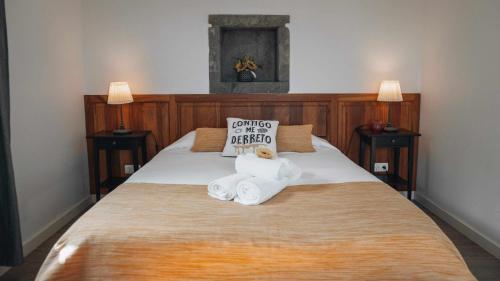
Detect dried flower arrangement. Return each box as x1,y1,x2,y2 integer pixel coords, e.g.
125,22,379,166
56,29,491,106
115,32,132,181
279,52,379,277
233,56,259,73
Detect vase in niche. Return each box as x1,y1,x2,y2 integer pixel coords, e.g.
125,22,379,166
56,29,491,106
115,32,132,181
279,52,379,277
237,70,256,82
234,56,259,82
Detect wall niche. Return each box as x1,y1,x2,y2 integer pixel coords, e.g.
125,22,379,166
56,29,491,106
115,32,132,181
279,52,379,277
209,15,289,93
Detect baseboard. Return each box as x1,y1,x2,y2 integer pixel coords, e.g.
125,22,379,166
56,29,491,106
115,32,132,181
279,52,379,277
0,267,9,276
22,196,91,256
416,194,500,259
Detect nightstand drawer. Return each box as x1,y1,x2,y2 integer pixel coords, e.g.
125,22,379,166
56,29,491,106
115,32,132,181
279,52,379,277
376,136,409,147
95,138,139,149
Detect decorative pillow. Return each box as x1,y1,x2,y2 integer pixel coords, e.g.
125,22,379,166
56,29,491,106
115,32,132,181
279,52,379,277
222,118,279,157
191,128,228,152
276,125,316,152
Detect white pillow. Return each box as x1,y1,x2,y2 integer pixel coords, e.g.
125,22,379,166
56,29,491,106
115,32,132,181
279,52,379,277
164,131,196,151
222,118,279,157
311,135,340,151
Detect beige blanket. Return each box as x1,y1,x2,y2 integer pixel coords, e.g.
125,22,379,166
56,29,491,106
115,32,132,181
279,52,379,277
36,182,476,280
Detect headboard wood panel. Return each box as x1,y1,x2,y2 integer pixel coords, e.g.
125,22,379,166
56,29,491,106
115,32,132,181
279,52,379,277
176,101,330,139
84,93,420,194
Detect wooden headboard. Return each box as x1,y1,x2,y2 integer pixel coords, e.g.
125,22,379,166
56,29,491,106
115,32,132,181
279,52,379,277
85,93,420,193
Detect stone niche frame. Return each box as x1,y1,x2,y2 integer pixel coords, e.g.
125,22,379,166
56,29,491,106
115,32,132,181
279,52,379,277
209,15,290,93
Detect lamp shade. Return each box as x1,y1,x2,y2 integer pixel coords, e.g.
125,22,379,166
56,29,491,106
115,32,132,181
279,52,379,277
107,82,133,105
377,80,403,102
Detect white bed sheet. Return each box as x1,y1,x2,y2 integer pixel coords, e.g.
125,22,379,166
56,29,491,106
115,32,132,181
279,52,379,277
126,132,379,185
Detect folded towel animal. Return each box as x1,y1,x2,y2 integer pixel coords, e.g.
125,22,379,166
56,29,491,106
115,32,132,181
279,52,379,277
235,177,287,205
208,173,250,201
235,153,302,182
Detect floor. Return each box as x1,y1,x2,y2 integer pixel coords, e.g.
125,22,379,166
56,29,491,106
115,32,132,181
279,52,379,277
419,206,500,281
1,205,499,281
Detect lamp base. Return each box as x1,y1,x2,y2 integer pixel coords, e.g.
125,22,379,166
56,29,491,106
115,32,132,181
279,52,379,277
113,128,132,135
383,124,399,132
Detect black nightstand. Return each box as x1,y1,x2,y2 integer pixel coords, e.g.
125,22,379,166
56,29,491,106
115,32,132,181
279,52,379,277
87,131,151,201
356,128,421,200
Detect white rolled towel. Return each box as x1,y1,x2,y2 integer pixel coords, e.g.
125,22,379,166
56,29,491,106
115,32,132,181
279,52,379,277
235,177,287,205
235,153,302,182
208,173,250,201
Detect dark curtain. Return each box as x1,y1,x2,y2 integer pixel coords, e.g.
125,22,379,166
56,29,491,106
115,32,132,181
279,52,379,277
0,0,23,266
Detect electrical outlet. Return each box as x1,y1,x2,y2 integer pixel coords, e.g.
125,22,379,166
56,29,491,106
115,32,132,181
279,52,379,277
124,165,135,175
124,164,142,174
374,163,388,172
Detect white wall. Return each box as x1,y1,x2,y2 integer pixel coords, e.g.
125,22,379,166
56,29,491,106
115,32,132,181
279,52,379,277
418,0,500,247
6,0,89,245
82,0,423,94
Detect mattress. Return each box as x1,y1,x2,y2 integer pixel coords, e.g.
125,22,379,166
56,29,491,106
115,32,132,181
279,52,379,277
35,133,476,280
126,133,379,185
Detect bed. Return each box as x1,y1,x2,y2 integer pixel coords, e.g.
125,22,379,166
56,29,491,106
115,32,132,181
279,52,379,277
36,132,476,280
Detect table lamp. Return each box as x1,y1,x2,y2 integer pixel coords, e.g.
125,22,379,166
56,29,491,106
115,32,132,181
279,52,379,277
107,82,133,135
377,80,403,132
